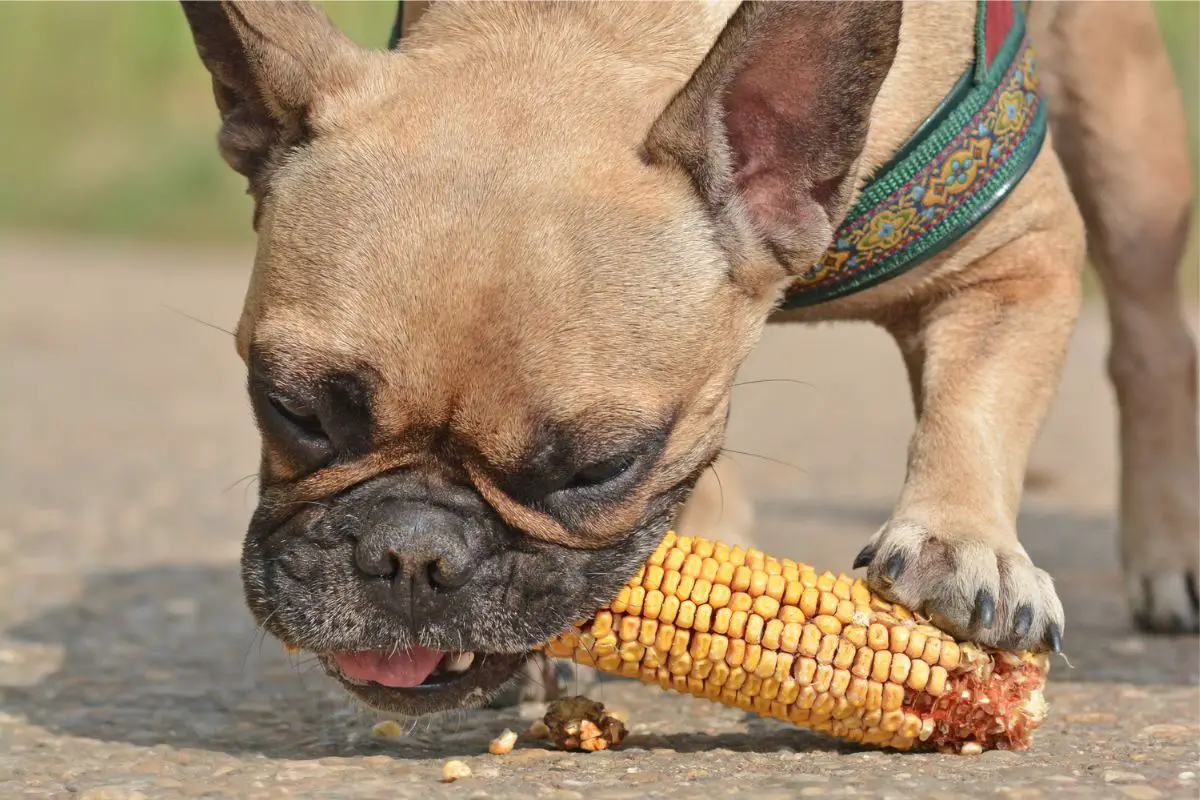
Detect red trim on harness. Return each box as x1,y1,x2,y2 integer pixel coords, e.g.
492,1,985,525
984,0,1016,69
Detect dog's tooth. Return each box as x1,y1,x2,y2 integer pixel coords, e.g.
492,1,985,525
444,652,475,673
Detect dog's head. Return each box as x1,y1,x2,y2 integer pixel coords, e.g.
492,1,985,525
181,0,898,714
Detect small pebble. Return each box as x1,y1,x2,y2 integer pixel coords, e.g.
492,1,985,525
1104,771,1147,783
1179,772,1195,781
442,760,473,783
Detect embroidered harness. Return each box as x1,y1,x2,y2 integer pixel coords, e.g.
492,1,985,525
782,0,1044,308
387,0,1045,309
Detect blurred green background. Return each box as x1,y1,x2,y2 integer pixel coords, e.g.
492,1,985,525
0,0,1197,277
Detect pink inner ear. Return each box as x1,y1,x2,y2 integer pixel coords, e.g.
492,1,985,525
725,75,831,245
721,21,834,235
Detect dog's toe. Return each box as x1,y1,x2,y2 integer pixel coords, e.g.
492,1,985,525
1128,571,1200,634
857,521,1065,652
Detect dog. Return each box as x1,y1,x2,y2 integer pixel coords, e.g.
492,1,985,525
178,0,1197,716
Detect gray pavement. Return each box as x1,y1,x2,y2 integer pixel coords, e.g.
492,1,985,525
2,236,1197,799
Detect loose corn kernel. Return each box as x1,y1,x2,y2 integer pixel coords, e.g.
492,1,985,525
488,729,518,755
541,532,1052,753
441,760,472,782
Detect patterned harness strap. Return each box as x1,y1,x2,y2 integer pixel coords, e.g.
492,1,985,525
781,0,1046,308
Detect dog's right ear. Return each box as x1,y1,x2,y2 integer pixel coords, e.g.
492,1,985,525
644,1,901,298
179,1,361,205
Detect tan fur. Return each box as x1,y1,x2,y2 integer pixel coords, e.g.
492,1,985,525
184,0,1198,656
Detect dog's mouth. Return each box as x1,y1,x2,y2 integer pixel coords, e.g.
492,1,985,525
314,646,528,712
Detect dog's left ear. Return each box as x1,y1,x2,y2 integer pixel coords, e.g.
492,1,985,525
646,1,901,291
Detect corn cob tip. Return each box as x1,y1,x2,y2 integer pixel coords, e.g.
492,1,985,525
539,531,1051,753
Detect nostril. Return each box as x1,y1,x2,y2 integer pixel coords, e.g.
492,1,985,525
428,558,472,591
355,543,401,580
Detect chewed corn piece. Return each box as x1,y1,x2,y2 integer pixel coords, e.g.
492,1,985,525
488,728,519,754
539,531,1052,753
543,696,629,752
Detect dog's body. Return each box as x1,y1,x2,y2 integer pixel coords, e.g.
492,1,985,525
179,0,1197,715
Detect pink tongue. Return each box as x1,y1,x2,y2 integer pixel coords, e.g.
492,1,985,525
333,647,444,688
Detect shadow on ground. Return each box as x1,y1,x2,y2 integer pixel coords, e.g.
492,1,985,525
3,505,1195,760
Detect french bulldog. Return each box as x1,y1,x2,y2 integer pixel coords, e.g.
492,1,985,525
178,0,1197,716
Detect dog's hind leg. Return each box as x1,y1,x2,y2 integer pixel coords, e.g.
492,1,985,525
1035,2,1199,632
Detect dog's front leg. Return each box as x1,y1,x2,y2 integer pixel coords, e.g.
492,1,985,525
857,229,1082,652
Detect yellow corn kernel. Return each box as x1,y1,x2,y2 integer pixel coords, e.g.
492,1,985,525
890,624,910,654
800,587,820,617
660,595,681,625
905,629,928,660
763,618,784,650
746,614,765,645
889,652,912,684
743,644,762,673
732,565,752,592
871,650,892,682
755,650,778,680
781,621,804,654
753,594,781,620
850,648,874,680
907,658,930,692
676,600,697,630
833,640,857,670
779,605,806,624
708,634,729,662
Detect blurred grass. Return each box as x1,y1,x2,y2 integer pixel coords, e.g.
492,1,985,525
0,0,1196,291
0,1,395,245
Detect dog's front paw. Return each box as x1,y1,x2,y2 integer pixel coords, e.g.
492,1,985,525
854,521,1064,652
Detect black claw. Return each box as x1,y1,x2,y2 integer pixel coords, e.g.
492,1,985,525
1012,604,1034,637
1186,571,1199,613
884,552,905,583
1046,622,1063,653
853,544,877,570
973,588,996,629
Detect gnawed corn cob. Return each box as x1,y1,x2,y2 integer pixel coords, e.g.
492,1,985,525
541,531,1050,753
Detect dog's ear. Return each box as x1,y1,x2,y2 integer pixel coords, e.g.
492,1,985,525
645,1,901,291
179,1,361,203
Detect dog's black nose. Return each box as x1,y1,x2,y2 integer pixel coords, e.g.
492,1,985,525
355,500,477,593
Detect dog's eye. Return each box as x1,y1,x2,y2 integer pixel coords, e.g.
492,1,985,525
268,394,325,436
566,455,635,490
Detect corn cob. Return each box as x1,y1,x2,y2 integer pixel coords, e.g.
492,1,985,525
541,531,1050,753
